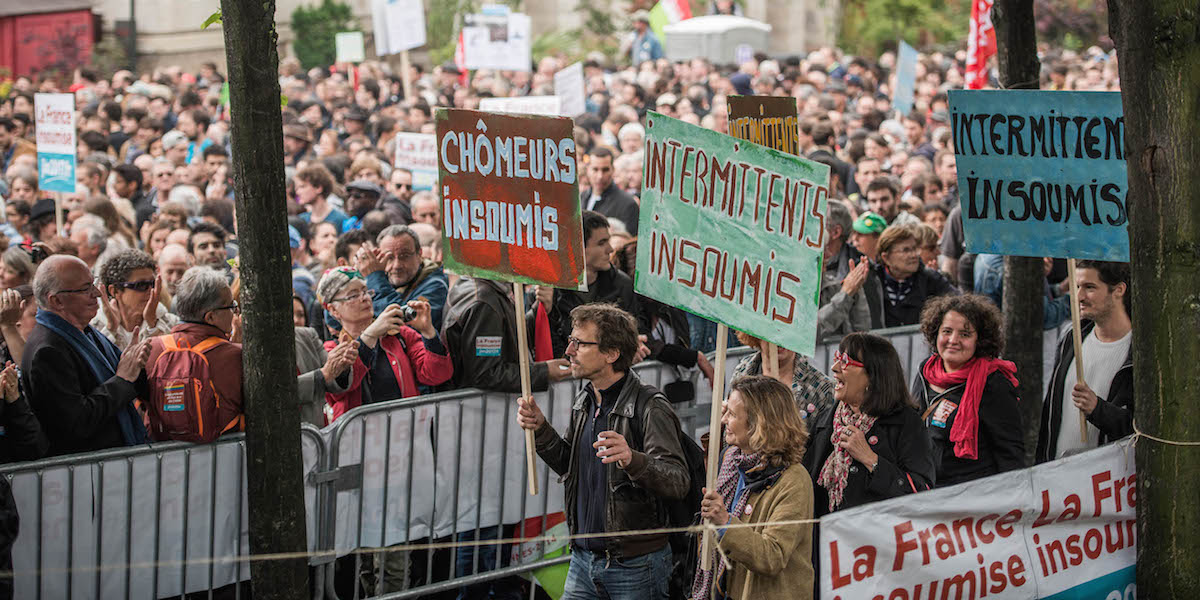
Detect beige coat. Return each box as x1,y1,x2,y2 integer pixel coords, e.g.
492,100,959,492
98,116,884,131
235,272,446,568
719,462,815,600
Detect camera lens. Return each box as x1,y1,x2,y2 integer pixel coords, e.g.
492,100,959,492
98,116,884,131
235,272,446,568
400,305,417,322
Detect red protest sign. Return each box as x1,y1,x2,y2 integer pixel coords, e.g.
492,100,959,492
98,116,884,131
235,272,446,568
436,108,585,290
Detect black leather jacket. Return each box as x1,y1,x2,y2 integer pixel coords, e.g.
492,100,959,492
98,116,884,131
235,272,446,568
533,371,689,558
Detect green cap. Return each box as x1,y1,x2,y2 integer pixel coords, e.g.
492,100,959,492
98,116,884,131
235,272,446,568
852,211,887,235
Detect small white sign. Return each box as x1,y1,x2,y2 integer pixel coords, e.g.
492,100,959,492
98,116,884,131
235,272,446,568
372,0,427,56
478,96,562,116
461,12,532,72
393,132,438,191
335,31,366,63
34,93,76,193
554,62,586,117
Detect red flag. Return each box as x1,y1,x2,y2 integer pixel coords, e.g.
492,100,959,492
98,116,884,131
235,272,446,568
966,0,996,89
454,31,469,87
534,302,554,362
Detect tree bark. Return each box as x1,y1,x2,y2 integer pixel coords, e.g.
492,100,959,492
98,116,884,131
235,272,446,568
991,0,1044,461
1107,1,1200,595
219,0,310,597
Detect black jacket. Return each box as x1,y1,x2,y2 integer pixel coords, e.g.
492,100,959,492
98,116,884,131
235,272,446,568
1035,321,1134,463
582,184,640,236
21,324,147,457
803,402,934,517
911,366,1026,486
869,262,958,328
533,371,689,558
442,278,548,393
537,267,643,358
0,390,47,464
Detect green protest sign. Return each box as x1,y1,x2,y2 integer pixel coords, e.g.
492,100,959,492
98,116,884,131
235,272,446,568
634,112,831,356
436,108,585,290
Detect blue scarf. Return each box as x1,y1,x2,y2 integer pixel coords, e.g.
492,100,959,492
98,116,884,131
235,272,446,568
35,309,148,446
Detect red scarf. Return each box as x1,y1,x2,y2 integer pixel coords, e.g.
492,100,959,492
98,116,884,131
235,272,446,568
921,355,1018,460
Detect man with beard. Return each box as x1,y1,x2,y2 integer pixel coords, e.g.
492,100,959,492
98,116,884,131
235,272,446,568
1036,261,1133,463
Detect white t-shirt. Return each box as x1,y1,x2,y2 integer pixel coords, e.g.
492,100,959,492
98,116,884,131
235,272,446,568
1055,329,1131,458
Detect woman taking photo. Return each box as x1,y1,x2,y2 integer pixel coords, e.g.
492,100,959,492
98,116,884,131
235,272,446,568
317,266,453,422
691,375,815,600
913,295,1025,485
806,332,933,515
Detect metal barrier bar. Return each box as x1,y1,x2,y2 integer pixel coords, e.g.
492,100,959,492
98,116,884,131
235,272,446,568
0,321,1070,599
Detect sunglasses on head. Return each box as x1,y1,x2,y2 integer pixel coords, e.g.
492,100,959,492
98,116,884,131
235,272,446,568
118,279,155,292
833,350,865,369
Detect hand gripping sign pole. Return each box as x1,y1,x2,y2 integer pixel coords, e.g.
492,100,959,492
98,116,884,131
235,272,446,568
513,281,539,495
1066,259,1088,443
700,323,728,571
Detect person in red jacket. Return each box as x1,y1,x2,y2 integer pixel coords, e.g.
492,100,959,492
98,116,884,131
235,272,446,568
317,266,452,422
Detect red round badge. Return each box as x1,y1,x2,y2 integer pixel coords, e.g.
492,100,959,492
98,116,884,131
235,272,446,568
868,435,879,445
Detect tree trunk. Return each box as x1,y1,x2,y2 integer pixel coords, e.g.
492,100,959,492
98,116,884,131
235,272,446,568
991,0,1044,461
219,0,310,597
1107,1,1200,595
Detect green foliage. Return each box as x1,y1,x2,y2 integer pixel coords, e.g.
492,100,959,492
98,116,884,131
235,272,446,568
838,0,968,57
202,10,223,30
291,0,355,69
425,0,476,66
1034,0,1111,50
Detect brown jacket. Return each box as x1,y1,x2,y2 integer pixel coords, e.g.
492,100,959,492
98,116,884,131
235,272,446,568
719,462,815,600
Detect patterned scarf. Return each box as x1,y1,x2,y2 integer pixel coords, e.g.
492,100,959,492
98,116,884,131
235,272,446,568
690,447,770,600
882,266,915,306
817,401,877,512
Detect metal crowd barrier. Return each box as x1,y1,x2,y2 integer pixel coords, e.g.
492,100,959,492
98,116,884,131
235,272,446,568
0,323,1070,599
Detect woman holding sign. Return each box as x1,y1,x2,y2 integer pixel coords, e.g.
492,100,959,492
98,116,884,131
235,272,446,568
912,295,1026,485
691,375,814,600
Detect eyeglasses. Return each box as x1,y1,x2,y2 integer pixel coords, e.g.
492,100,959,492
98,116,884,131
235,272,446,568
331,288,375,304
54,283,97,296
210,302,240,315
117,279,155,292
833,350,865,369
567,336,600,349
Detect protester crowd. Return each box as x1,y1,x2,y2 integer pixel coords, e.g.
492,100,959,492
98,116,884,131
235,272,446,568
0,17,1135,599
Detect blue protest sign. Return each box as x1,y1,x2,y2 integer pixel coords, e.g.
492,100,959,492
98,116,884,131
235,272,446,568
947,90,1129,261
892,41,918,115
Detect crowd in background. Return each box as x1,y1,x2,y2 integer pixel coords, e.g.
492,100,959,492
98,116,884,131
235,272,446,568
0,26,1134,599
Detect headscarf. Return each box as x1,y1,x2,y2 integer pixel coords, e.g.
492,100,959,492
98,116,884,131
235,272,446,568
315,266,363,305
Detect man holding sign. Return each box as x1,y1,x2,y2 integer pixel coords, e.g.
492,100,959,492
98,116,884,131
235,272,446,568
517,304,688,600
1036,260,1133,463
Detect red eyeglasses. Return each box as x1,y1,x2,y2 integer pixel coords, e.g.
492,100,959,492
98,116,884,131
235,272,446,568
833,350,865,369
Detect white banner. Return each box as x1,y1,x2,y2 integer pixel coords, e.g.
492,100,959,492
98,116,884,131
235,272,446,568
554,62,586,117
461,11,532,72
820,438,1137,599
478,96,562,117
393,132,437,191
372,0,426,56
34,92,76,193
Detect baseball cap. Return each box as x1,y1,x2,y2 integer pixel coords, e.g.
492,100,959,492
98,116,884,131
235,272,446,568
288,225,302,249
852,211,887,235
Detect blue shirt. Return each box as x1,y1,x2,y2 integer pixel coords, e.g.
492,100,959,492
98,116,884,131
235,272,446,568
300,207,349,235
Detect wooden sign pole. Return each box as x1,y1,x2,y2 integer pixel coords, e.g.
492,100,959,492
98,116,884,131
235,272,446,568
700,323,729,571
512,281,540,496
1066,259,1089,444
400,49,415,102
764,342,779,379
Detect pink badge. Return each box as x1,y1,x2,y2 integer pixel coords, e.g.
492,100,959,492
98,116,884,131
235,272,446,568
744,504,753,516
868,435,879,445
807,403,816,413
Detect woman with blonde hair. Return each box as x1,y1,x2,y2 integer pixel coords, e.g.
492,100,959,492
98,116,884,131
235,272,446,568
691,375,815,600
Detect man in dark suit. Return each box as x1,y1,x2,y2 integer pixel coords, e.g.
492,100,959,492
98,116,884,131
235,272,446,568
22,255,151,457
580,147,640,236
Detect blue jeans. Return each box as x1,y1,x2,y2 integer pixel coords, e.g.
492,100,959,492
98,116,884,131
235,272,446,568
687,313,718,354
455,525,523,600
563,545,672,600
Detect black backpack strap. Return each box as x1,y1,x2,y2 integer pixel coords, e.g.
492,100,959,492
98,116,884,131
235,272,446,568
628,384,666,453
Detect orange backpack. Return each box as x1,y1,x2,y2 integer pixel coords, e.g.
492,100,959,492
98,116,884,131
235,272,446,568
146,334,243,443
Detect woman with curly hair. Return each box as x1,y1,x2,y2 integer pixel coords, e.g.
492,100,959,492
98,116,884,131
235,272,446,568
913,295,1025,485
691,375,815,600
